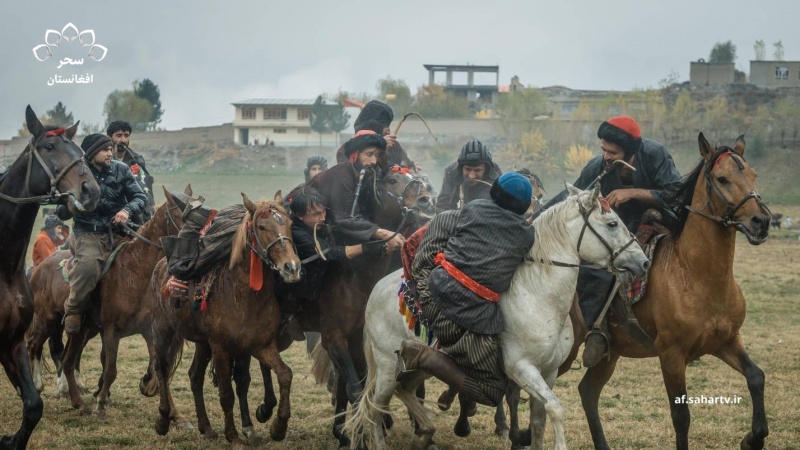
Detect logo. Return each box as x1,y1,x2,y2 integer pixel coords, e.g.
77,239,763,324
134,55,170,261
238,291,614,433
33,23,108,86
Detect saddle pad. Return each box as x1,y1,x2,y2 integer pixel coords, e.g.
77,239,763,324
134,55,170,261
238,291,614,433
401,225,429,283
397,278,436,347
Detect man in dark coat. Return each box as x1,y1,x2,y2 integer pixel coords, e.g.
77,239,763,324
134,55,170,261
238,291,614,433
107,121,155,222
56,133,148,334
541,115,682,367
397,172,535,407
335,100,416,170
310,130,405,252
436,139,503,213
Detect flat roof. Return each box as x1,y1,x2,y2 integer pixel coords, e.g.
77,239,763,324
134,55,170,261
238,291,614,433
423,64,499,72
231,98,336,106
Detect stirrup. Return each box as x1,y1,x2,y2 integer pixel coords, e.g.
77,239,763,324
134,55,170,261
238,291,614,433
583,329,611,363
394,350,421,382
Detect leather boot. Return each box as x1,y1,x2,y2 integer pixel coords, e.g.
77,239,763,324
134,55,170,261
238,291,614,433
178,197,211,239
63,313,82,335
396,339,466,390
582,330,609,368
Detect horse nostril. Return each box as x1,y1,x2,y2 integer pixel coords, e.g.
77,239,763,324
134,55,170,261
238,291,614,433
642,260,651,271
752,215,769,228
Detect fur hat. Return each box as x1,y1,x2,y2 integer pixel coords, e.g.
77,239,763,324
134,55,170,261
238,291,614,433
304,155,329,182
490,173,532,215
81,133,113,160
353,101,394,133
597,116,642,158
44,214,64,230
457,140,493,170
343,131,387,158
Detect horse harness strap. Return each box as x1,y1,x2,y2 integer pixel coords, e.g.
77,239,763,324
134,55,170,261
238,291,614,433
576,200,637,273
119,222,163,250
247,208,295,271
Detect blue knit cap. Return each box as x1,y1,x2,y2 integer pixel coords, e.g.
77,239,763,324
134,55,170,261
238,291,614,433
497,172,532,201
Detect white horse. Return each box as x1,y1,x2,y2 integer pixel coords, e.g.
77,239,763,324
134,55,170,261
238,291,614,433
345,185,650,450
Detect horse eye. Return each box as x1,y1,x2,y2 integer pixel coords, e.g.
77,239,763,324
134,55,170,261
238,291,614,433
608,221,618,228
258,224,267,231
45,143,55,150
716,176,729,185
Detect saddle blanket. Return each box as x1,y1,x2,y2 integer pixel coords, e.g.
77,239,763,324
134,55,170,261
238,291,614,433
619,226,668,305
59,239,131,283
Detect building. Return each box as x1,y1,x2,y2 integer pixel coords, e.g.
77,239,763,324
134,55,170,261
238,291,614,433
749,60,800,87
541,86,645,120
423,64,499,104
231,99,339,146
690,60,735,86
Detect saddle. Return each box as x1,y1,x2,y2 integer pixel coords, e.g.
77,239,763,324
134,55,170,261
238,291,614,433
59,238,132,283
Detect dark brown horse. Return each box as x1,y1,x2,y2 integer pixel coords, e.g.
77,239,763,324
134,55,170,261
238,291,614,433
578,134,771,450
0,106,100,449
27,186,193,418
151,193,301,446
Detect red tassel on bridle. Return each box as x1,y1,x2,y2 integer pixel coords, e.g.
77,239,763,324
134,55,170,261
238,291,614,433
44,127,66,137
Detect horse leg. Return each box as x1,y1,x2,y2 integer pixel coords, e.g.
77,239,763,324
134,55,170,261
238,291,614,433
232,355,260,445
578,354,620,450
78,327,100,396
91,328,119,418
395,381,437,450
506,382,528,450
255,362,278,424
454,392,475,437
494,395,509,438
512,361,567,450
60,329,90,411
26,315,52,394
153,323,187,436
332,374,351,447
188,342,217,439
437,385,457,411
529,395,547,450
139,333,159,398
0,342,43,450
327,342,362,404
715,337,769,450
658,351,692,450
253,346,293,442
209,346,244,446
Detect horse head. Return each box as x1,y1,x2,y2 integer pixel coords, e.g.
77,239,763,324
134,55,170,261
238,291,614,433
697,133,771,244
237,191,301,283
517,168,546,214
381,165,436,224
158,184,194,236
563,184,650,277
18,105,100,213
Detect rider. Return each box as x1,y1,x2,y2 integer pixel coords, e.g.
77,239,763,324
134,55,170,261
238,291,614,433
107,121,155,222
304,155,328,182
397,172,535,407
309,130,405,252
541,115,682,367
56,133,148,334
277,186,386,339
436,139,503,213
335,100,416,170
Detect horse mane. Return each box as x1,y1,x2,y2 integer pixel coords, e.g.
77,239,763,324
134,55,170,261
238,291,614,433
229,200,287,269
529,197,576,273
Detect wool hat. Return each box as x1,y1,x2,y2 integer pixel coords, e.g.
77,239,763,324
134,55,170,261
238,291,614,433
343,131,387,158
44,214,64,230
490,172,532,215
597,116,642,158
353,100,394,133
457,140,493,169
306,155,328,170
81,133,113,160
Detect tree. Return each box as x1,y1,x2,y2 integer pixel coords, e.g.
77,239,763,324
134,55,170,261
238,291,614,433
47,101,74,126
328,100,351,146
670,91,698,142
414,84,471,118
309,95,330,146
495,88,549,141
133,78,164,130
774,40,784,61
709,40,737,63
103,90,153,132
754,39,766,60
376,77,412,116
564,144,594,175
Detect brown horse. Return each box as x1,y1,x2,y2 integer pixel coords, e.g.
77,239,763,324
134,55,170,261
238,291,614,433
578,134,771,450
151,193,301,446
0,106,100,449
26,186,192,417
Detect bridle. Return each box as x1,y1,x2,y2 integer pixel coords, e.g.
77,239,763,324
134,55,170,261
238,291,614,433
247,206,295,271
382,166,432,212
685,147,771,244
0,128,89,206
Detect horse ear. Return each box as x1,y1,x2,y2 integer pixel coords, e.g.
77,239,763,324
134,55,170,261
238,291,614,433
733,134,746,157
274,190,283,203
184,184,192,196
242,192,257,217
565,183,581,197
26,105,43,137
698,132,713,161
65,121,80,140
162,186,175,205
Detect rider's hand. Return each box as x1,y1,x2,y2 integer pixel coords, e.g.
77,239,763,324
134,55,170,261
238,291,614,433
113,209,130,225
384,134,397,150
373,228,392,240
605,189,637,208
385,234,405,253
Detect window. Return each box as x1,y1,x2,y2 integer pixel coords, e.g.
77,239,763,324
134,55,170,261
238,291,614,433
297,109,311,121
775,67,789,80
264,108,287,120
561,104,577,115
274,128,287,134
241,107,256,120
297,128,312,134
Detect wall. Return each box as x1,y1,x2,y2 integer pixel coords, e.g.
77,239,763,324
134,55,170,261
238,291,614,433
690,62,735,86
750,61,800,87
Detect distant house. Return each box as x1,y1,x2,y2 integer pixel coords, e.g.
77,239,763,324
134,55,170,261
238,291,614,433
231,99,339,146
690,60,735,86
749,60,800,87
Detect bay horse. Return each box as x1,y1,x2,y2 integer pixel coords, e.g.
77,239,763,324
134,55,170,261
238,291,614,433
578,133,771,450
26,185,193,417
345,185,650,450
0,105,100,449
150,193,301,446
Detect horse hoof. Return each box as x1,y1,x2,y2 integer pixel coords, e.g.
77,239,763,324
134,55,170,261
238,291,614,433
269,420,288,442
242,426,261,446
514,427,531,447
255,403,274,423
155,419,171,436
174,419,194,430
740,432,765,450
454,420,471,438
436,390,456,411
494,426,509,439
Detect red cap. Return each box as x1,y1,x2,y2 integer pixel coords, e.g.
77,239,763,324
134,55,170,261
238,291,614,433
606,116,641,139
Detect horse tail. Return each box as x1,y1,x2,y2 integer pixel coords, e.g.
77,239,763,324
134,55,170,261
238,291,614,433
342,327,387,449
310,339,332,386
165,337,185,386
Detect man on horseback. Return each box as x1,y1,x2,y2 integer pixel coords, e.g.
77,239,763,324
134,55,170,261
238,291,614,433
309,130,405,252
397,172,535,407
108,121,155,222
436,139,503,213
57,133,148,334
543,115,682,367
304,155,328,182
335,100,416,170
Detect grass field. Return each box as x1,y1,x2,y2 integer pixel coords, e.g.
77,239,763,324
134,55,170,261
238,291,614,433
9,171,800,449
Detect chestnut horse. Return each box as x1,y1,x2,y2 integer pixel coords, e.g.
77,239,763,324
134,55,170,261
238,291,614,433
578,134,771,450
26,186,193,417
150,193,301,446
0,106,100,449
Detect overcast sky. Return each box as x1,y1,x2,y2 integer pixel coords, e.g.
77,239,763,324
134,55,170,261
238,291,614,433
1,0,798,139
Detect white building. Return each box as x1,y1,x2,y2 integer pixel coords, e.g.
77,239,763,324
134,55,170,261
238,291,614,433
231,99,340,146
